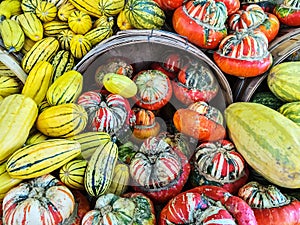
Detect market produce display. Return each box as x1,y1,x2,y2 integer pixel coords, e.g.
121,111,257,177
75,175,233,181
1,0,300,224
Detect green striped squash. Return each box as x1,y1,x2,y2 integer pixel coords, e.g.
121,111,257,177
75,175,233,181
25,128,49,145
43,21,69,37
84,23,113,46
21,37,59,73
105,163,130,196
70,34,92,59
0,76,22,97
225,102,300,188
37,100,51,113
57,29,75,51
68,10,92,35
21,61,54,105
59,159,87,190
17,12,44,41
6,139,81,179
21,0,40,13
35,1,58,22
267,61,300,102
69,0,102,18
98,0,125,16
84,141,118,197
278,101,300,126
46,70,83,106
66,131,111,159
50,50,75,82
124,0,165,29
36,103,88,138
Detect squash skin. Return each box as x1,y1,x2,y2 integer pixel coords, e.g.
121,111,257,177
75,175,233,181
172,1,228,49
267,61,300,102
225,102,300,188
238,181,300,225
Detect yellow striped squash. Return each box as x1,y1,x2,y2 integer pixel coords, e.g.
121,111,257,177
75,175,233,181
25,127,49,145
46,70,83,105
0,161,22,201
0,19,25,53
0,94,38,163
58,1,76,21
21,0,40,13
22,61,54,105
105,163,129,195
21,37,59,73
21,37,36,55
50,50,75,82
66,131,111,159
59,159,87,190
17,12,44,41
70,34,91,59
69,0,102,18
68,10,92,34
0,76,22,97
35,0,58,22
6,139,81,179
43,20,69,37
98,0,125,16
57,29,75,50
84,17,113,46
0,61,16,77
36,103,88,137
84,141,118,197
38,100,51,113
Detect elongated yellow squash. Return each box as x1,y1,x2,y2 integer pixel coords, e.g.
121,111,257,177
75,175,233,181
0,161,22,200
6,139,81,179
225,102,300,188
0,94,38,163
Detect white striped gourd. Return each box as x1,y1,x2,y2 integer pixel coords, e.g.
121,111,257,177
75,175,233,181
6,139,81,179
0,94,38,163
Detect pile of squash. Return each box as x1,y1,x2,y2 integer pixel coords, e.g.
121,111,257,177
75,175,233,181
0,0,300,224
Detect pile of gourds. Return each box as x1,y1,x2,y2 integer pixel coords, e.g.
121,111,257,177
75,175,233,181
0,0,300,224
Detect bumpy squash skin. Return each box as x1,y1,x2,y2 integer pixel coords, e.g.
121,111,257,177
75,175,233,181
225,102,300,188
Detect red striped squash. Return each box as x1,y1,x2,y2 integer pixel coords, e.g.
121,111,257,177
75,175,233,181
213,30,272,77
2,174,75,225
132,70,172,110
190,139,249,194
129,135,190,204
77,91,131,135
